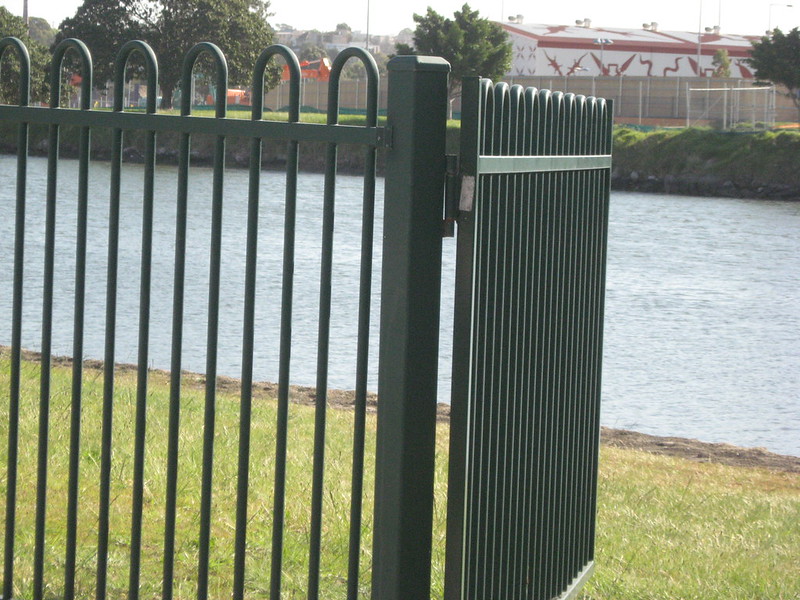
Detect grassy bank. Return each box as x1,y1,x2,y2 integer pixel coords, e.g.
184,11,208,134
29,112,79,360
4,107,800,198
612,127,800,199
0,352,798,599
0,109,460,174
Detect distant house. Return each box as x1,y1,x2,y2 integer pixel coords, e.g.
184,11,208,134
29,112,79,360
501,22,757,78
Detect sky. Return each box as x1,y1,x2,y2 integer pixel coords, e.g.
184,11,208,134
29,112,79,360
1,0,798,38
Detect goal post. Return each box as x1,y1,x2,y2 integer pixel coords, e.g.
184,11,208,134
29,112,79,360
686,84,776,129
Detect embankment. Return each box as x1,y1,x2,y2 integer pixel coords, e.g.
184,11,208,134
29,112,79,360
611,127,800,200
3,119,800,200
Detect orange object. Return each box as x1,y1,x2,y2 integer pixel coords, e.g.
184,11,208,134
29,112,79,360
281,57,332,82
226,88,250,105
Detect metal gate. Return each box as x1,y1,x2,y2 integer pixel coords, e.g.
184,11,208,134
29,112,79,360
444,77,612,600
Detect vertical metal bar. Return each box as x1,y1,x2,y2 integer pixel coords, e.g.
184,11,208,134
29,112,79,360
308,47,378,600
269,53,301,600
572,98,587,583
132,46,158,598
96,40,159,600
63,42,93,600
471,82,495,600
444,75,482,600
532,88,553,600
234,121,262,600
506,84,525,599
33,39,91,600
586,98,612,566
97,67,123,600
187,44,228,600
371,55,450,600
561,94,579,591
520,86,539,600
487,83,507,598
162,47,196,600
234,44,300,600
1,36,30,600
579,95,597,576
344,48,380,600
161,135,188,600
547,91,566,599
33,104,57,600
108,42,159,600
307,52,340,600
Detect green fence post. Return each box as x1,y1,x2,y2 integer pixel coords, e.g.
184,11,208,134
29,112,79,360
371,55,450,600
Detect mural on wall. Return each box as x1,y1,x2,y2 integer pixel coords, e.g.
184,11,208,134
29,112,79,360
503,24,756,79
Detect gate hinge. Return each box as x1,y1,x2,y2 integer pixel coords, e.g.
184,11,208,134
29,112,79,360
443,154,460,238
380,125,394,148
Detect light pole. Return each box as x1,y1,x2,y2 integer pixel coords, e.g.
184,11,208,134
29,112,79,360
593,39,613,75
768,3,793,34
697,0,703,75
365,0,370,50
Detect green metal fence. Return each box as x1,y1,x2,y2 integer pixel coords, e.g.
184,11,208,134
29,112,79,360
444,77,612,600
1,37,610,600
0,36,452,600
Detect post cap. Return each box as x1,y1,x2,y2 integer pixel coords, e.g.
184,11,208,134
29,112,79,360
388,55,451,72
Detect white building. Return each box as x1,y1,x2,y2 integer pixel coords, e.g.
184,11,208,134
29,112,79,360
502,22,757,79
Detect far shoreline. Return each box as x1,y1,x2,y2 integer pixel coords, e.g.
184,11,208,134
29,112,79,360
3,122,800,202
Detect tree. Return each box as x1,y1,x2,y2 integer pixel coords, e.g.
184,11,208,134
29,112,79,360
395,3,511,100
747,28,800,122
28,17,58,47
297,44,328,62
711,48,731,78
0,6,50,103
57,0,278,108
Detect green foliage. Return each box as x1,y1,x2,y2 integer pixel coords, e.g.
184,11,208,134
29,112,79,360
612,125,800,187
712,48,731,77
57,0,278,108
27,17,57,47
56,0,146,92
0,6,51,103
297,44,328,62
748,28,800,121
396,3,512,99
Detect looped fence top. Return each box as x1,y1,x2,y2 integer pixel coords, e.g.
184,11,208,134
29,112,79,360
113,40,159,114
50,38,93,110
0,37,31,106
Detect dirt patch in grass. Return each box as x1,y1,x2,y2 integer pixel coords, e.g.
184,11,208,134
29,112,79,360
8,346,800,474
599,427,800,473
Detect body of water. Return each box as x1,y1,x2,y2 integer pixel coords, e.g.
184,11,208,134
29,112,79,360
1,156,798,456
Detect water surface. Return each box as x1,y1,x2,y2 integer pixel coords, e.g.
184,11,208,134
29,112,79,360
1,157,797,456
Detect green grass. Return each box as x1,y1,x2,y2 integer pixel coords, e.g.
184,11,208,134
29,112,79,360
0,352,798,599
612,126,800,188
583,448,800,599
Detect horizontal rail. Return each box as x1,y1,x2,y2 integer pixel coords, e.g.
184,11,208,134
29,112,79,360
687,86,774,92
0,105,387,146
477,154,612,174
557,562,596,600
